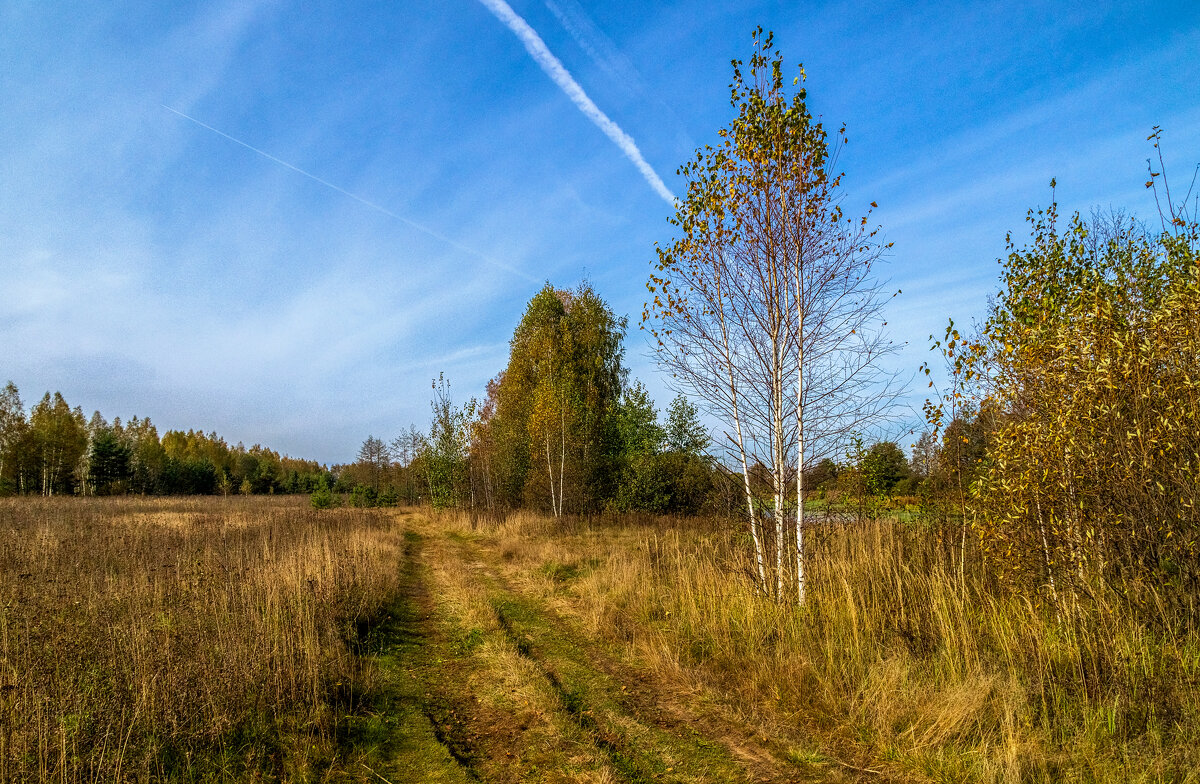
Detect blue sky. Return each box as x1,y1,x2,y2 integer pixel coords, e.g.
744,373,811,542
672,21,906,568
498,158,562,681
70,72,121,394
3,1,1198,463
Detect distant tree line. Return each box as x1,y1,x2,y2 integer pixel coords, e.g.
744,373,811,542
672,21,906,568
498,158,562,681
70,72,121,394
332,279,937,519
0,384,331,497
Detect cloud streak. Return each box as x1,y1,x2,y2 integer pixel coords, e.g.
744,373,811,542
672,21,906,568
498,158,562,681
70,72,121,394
543,0,644,93
162,105,537,282
476,0,675,205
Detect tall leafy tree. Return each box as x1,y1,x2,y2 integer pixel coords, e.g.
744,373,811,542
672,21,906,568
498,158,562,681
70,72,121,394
480,283,627,515
0,382,25,494
646,30,899,601
426,374,470,509
28,392,88,496
125,416,165,494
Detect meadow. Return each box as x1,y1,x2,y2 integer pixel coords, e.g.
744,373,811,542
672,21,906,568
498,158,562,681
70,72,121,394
4,496,1199,783
449,507,1200,783
0,496,403,782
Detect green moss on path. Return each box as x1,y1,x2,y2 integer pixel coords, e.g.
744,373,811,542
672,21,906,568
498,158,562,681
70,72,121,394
337,530,480,783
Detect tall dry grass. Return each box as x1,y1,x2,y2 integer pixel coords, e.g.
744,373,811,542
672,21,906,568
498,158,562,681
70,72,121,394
0,496,404,782
466,510,1200,782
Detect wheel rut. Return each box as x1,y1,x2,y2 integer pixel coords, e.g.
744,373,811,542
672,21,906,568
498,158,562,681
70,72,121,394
340,528,484,783
443,525,828,783
343,513,843,783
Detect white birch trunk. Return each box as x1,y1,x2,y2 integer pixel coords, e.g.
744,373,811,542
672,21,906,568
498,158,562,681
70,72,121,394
772,331,785,600
796,306,806,605
1035,488,1059,611
716,272,768,590
558,405,566,517
545,434,558,518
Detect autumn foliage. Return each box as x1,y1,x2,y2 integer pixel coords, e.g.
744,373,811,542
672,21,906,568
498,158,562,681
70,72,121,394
936,170,1200,616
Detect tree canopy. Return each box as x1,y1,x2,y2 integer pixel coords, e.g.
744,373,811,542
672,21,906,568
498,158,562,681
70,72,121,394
645,29,898,601
475,282,626,515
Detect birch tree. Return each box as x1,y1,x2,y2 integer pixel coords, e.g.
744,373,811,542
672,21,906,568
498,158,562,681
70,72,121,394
0,382,25,493
480,283,626,515
28,392,88,496
426,374,471,509
646,30,899,602
956,186,1200,609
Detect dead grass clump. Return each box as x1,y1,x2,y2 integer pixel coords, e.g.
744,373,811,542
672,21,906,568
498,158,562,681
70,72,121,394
0,495,404,782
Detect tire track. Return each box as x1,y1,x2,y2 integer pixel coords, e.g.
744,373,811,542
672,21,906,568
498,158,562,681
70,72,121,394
361,516,840,783
442,525,842,784
344,529,484,783
492,598,654,783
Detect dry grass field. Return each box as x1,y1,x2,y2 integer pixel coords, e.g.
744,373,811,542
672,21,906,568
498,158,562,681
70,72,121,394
3,497,1198,783
0,496,404,782
449,510,1200,783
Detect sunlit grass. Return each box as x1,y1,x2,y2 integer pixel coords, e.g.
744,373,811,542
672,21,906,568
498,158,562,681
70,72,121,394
455,509,1200,783
0,495,404,782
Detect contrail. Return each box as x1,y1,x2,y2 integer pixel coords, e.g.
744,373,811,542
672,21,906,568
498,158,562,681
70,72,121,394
162,105,536,282
543,0,643,94
476,0,675,205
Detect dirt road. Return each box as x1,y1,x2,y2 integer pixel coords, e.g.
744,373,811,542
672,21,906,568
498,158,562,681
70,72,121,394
340,512,851,784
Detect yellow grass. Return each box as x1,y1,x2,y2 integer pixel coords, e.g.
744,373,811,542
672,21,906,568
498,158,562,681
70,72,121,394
453,510,1200,783
5,496,1197,782
0,495,404,782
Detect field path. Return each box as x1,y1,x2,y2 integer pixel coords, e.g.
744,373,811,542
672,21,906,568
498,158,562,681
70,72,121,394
344,512,843,784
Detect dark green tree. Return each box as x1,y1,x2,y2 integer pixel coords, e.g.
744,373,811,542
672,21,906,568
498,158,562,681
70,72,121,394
613,381,664,457
310,475,339,509
862,441,909,496
610,383,666,513
88,427,132,495
477,283,627,514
